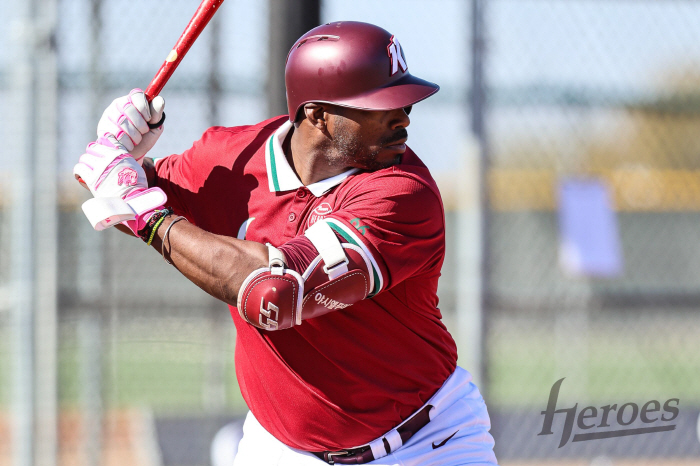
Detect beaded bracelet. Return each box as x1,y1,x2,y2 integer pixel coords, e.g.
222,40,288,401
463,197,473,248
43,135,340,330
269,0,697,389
146,215,167,246
137,207,173,243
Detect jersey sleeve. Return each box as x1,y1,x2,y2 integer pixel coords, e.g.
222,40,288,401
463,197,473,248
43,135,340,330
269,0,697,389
327,172,445,295
153,125,260,228
153,127,224,219
280,171,446,296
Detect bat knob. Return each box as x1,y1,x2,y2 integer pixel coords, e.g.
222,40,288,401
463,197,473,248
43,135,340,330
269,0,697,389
148,112,166,129
75,174,89,190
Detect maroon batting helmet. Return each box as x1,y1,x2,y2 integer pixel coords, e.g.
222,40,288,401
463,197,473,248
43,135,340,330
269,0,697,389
285,21,440,122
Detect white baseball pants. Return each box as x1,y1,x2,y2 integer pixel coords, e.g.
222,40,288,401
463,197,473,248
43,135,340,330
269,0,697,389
232,366,498,465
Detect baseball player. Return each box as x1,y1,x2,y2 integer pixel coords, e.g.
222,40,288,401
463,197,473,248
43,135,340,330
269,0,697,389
74,22,498,465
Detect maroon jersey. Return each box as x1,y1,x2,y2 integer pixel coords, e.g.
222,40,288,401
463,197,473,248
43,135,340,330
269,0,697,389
154,116,458,451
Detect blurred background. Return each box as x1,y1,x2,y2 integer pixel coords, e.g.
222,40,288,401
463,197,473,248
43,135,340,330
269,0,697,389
2,0,700,465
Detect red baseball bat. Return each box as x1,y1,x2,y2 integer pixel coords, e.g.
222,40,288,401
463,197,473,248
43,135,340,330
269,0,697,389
145,0,225,127
77,0,224,188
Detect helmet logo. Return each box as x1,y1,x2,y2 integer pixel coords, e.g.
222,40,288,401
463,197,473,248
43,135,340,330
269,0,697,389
387,35,408,76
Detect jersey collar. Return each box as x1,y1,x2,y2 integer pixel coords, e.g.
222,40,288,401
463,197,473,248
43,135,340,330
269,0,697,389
265,120,359,197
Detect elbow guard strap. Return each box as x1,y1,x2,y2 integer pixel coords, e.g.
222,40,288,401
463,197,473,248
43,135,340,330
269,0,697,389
237,221,372,331
300,220,372,320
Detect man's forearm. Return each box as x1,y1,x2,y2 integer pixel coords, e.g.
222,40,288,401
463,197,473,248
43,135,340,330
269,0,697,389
136,157,267,305
148,214,269,306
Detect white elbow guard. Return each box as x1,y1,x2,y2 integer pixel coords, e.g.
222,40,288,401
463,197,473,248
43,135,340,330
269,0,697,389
236,221,373,331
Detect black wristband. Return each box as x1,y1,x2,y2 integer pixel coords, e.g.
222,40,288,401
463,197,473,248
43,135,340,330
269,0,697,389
138,207,173,242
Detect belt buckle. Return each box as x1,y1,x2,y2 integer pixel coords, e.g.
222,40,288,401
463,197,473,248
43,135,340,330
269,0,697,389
325,450,348,464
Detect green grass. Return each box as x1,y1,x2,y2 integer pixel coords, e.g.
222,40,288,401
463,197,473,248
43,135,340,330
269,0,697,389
2,316,699,413
487,319,700,408
54,318,248,414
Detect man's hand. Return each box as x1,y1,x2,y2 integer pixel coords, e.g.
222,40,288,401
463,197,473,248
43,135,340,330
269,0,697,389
73,137,167,234
75,137,146,198
97,89,165,164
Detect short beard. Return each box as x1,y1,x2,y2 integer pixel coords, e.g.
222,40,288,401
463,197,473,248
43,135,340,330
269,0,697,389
325,117,404,171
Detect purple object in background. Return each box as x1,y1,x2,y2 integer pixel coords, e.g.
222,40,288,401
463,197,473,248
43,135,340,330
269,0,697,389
558,178,623,277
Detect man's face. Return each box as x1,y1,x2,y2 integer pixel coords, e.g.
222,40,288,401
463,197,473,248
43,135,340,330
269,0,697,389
324,106,411,171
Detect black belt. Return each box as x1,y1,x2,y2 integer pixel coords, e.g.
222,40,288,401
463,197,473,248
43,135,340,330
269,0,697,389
312,404,433,464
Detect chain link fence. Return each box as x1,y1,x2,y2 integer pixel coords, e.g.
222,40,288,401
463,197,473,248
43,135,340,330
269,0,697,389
480,1,700,463
2,0,700,465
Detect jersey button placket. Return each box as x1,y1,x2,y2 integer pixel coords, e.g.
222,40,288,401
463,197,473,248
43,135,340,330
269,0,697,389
284,188,309,237
284,210,298,237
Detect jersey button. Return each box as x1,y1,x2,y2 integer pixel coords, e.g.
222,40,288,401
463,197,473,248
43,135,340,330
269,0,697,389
288,212,296,222
297,190,306,198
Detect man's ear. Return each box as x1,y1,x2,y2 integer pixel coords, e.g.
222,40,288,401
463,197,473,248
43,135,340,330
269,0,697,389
302,103,328,131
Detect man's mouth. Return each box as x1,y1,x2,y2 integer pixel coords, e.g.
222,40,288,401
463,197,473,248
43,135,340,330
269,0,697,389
386,137,407,146
385,134,408,152
383,128,408,148
383,131,408,151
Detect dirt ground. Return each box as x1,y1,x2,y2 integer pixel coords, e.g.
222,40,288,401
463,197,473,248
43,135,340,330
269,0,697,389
502,460,700,466
0,410,157,466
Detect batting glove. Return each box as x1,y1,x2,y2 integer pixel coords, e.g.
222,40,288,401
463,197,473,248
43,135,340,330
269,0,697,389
96,89,165,165
73,136,167,234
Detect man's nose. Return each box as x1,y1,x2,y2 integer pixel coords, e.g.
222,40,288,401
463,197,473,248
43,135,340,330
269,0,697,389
389,107,411,129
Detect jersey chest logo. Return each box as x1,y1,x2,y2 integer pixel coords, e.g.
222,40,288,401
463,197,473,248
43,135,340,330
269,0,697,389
308,202,333,228
387,35,408,76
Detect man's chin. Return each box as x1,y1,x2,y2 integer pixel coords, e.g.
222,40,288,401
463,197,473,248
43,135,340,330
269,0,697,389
361,154,401,171
381,155,402,168
341,147,402,171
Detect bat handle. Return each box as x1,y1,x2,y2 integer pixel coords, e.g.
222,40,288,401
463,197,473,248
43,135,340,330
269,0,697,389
144,75,166,103
78,91,165,188
142,82,166,129
143,0,225,127
144,83,167,129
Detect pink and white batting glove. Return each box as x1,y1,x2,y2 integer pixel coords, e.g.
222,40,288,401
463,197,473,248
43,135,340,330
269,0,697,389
73,136,167,234
96,89,165,165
